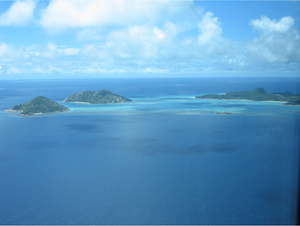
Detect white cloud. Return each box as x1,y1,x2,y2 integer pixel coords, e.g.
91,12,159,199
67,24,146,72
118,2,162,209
39,0,198,33
82,68,127,74
143,67,169,73
83,68,98,73
250,16,295,34
41,42,58,57
245,16,300,63
198,12,222,45
77,10,228,62
31,66,62,74
7,67,22,74
58,48,81,56
81,43,110,59
153,27,165,40
0,0,36,26
39,0,148,33
0,43,10,56
0,42,21,60
1,2,300,77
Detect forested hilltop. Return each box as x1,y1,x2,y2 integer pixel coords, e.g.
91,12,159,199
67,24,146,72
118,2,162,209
63,89,132,104
7,96,70,116
196,88,300,105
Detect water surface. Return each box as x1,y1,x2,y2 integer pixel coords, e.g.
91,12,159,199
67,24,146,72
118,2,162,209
0,77,299,224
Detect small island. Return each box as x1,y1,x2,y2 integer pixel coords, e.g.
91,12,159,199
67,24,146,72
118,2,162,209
196,88,300,105
284,100,300,106
63,89,132,104
6,96,70,116
216,112,244,115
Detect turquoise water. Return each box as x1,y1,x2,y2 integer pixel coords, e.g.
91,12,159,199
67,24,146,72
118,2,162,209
60,96,297,116
0,78,299,224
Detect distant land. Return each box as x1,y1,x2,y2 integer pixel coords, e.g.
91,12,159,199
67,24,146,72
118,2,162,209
6,96,70,116
63,89,132,104
284,100,300,106
196,88,300,105
216,112,244,115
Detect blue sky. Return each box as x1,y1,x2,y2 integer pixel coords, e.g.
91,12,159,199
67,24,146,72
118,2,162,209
0,0,300,79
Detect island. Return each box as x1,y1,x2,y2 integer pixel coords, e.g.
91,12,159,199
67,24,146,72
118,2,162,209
196,87,300,105
216,112,244,115
6,96,70,116
284,100,300,106
63,89,132,104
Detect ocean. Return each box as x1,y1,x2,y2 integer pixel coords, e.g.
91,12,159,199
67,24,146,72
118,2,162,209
0,77,299,224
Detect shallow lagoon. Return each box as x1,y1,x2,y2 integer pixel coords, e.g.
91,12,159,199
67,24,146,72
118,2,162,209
61,95,299,116
0,78,299,224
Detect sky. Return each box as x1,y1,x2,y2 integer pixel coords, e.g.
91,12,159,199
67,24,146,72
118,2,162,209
0,0,300,79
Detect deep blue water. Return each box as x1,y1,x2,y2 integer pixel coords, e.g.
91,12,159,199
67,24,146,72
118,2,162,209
0,77,299,224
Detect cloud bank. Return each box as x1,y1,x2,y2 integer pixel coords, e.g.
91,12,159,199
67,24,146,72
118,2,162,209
0,0,299,77
0,0,36,26
246,16,300,63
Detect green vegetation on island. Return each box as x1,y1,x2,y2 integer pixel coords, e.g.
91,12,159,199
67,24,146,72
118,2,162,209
63,89,132,104
6,96,70,116
196,88,300,105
